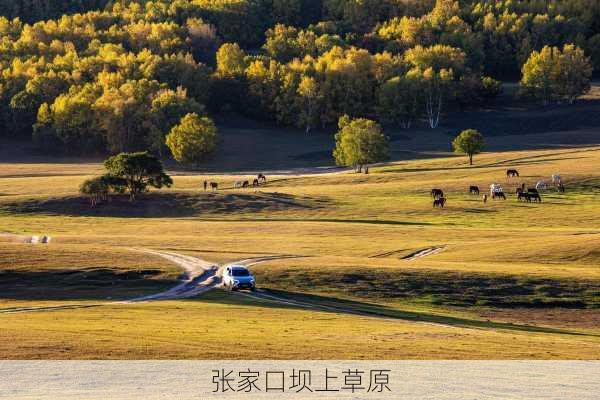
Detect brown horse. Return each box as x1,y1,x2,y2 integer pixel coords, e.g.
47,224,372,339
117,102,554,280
433,198,446,208
529,192,542,202
517,192,531,202
210,182,218,191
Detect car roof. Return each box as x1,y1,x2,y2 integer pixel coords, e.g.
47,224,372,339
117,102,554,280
229,265,249,271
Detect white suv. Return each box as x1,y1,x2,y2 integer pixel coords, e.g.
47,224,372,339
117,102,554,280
222,265,256,291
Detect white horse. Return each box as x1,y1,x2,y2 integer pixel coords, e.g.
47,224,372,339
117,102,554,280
552,174,562,186
536,181,548,190
490,183,503,196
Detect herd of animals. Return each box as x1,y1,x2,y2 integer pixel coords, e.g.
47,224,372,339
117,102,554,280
430,169,565,208
199,169,565,210
203,173,267,191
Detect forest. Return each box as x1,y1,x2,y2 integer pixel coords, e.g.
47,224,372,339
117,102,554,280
0,0,597,157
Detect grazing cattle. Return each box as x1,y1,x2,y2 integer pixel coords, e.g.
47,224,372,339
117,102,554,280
242,180,250,188
492,191,506,200
506,169,519,177
529,192,542,202
535,181,547,190
234,181,243,189
469,186,480,195
558,183,565,193
516,187,524,195
431,188,444,198
253,179,259,187
210,182,218,191
257,173,267,183
433,197,446,208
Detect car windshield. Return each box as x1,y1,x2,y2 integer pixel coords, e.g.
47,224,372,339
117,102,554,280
231,268,250,277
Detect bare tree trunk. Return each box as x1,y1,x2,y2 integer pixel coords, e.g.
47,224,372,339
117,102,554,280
305,98,312,135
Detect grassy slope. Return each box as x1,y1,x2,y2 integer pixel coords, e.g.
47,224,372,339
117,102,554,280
0,243,180,303
0,145,600,358
2,292,599,360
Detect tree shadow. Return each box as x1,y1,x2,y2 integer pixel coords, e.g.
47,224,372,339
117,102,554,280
0,268,177,301
1,192,329,218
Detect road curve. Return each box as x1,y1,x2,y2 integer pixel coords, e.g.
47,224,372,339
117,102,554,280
126,250,220,302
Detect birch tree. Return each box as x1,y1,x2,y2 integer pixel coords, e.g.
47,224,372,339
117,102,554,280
404,45,465,129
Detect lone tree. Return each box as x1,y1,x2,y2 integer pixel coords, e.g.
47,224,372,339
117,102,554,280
166,113,218,167
452,129,485,165
104,151,172,201
333,116,389,172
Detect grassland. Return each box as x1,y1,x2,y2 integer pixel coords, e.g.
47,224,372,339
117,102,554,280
1,140,600,359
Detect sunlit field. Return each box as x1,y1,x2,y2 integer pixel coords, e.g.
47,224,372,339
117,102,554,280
1,144,599,359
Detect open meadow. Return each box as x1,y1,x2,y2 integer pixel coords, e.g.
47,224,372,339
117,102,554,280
1,133,600,359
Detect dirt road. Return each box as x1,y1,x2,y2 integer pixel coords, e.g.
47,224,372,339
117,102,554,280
127,250,220,302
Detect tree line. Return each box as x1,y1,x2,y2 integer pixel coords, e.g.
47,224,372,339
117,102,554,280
0,0,596,161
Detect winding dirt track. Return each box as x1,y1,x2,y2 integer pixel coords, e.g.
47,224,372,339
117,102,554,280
0,251,305,313
126,250,220,302
0,243,446,314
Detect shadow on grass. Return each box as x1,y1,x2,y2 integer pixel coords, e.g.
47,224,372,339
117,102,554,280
463,208,497,213
198,289,597,337
188,217,433,226
256,268,600,309
0,192,328,218
0,268,178,301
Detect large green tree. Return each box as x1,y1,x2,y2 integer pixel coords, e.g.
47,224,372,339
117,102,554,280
452,129,484,165
333,116,389,172
103,152,172,201
165,113,218,167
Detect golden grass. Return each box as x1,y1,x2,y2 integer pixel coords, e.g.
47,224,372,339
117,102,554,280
1,292,599,360
0,243,180,305
1,145,599,358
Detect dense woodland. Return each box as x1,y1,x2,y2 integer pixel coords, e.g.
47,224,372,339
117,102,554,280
0,0,598,156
